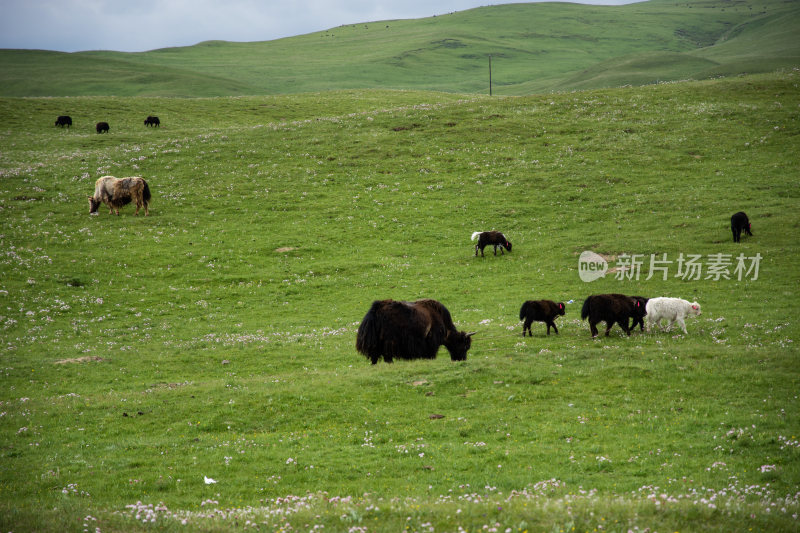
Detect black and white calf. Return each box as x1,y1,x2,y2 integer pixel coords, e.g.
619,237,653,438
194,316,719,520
471,231,512,257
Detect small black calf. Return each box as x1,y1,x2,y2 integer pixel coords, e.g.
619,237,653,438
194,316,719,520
520,299,566,336
96,122,110,134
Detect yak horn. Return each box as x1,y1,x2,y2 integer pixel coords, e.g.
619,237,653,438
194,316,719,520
466,332,477,337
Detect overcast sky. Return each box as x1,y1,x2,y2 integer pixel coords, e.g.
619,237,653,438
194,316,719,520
0,0,643,53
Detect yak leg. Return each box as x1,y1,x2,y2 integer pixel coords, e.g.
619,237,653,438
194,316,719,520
548,321,558,335
589,321,599,338
676,318,687,334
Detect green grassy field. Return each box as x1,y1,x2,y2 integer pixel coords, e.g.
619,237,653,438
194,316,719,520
1,0,799,97
0,71,799,531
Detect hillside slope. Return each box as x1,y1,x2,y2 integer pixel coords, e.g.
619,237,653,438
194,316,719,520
0,0,798,96
0,72,798,531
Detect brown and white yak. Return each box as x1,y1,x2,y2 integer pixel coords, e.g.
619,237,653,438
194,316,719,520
356,299,475,364
88,176,151,216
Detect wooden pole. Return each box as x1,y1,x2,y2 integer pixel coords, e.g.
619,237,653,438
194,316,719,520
489,55,493,96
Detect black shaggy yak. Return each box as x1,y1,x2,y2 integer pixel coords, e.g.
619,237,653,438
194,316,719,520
471,231,512,257
731,211,752,242
519,300,566,336
629,296,650,331
144,116,160,127
96,121,110,134
356,299,475,364
55,115,72,128
581,294,646,338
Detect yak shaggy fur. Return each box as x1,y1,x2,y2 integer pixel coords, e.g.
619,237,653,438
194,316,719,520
88,176,151,216
356,299,474,364
581,293,646,338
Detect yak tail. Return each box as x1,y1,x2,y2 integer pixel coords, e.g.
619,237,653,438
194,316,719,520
580,297,592,320
519,301,529,322
142,180,152,205
355,301,382,358
471,231,481,241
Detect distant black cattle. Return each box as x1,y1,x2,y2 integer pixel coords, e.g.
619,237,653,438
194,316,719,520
731,211,752,242
519,300,566,336
581,294,646,338
55,115,72,128
144,116,160,127
96,122,110,134
356,299,475,364
471,231,512,257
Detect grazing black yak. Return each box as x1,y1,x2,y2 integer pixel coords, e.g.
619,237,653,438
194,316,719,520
519,300,566,336
356,299,475,364
55,115,72,128
629,296,650,331
731,212,752,242
471,231,512,257
581,294,646,338
88,176,151,216
144,116,160,127
96,121,110,134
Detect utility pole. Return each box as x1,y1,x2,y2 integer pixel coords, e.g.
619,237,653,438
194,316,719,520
489,55,493,96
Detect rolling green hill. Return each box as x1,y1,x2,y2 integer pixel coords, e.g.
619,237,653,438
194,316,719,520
1,0,798,96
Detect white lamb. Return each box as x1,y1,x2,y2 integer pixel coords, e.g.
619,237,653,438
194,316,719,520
645,297,701,334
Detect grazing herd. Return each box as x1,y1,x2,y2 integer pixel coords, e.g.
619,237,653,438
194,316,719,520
357,289,705,363
54,115,161,133
59,114,750,363
357,212,754,364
